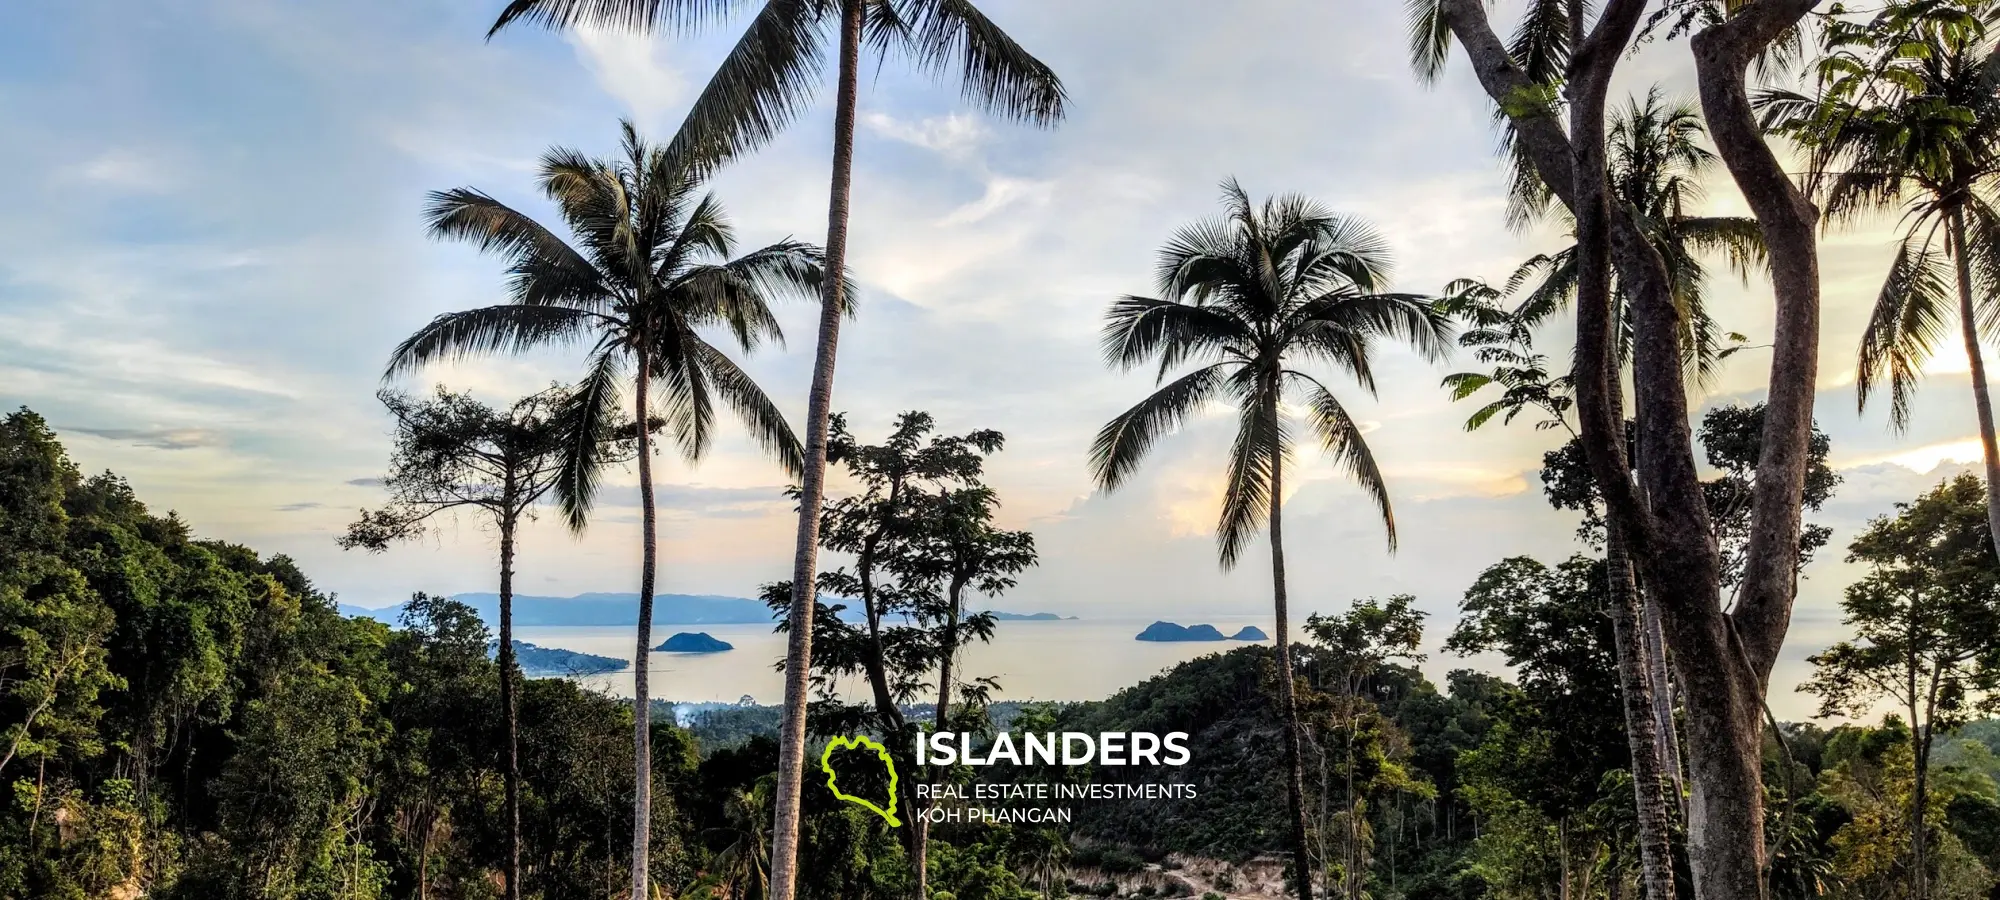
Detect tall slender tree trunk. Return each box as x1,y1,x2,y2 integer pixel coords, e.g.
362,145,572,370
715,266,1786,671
1608,522,1679,900
1908,673,1929,900
1641,588,1686,815
633,342,659,900
1947,209,2000,561
1267,403,1315,900
769,3,863,898
498,500,523,900
935,575,966,729
859,537,927,900
1344,704,1361,900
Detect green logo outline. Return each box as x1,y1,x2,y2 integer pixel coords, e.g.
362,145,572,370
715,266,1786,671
820,735,901,827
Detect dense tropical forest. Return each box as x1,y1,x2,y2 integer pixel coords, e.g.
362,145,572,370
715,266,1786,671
10,0,2000,899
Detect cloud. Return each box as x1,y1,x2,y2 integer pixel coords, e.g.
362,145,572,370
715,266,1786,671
865,112,988,159
0,0,1989,718
66,148,175,192
276,501,326,512
63,425,225,451
566,26,685,130
346,477,387,488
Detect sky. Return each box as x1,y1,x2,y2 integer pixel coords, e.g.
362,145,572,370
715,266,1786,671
0,0,1992,719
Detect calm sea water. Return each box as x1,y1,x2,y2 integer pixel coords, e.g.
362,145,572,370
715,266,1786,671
515,617,1276,704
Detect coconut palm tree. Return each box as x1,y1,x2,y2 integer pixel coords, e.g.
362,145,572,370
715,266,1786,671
705,778,775,900
1510,89,1767,385
384,121,826,900
484,7,1063,896
1090,179,1452,900
1760,0,2000,560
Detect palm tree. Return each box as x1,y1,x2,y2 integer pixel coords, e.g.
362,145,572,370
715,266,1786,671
1090,179,1452,900
384,121,825,900
484,7,1064,896
1760,0,2000,561
705,778,775,900
1510,89,1767,385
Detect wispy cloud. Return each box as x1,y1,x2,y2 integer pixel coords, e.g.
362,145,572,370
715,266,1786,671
63,425,225,451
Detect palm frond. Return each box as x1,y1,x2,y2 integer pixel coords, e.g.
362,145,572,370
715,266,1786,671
552,347,627,532
648,325,721,463
889,0,1066,125
1962,197,2000,336
664,0,827,173
1088,364,1232,491
1216,384,1285,569
384,305,603,379
1674,216,1769,281
674,240,833,350
1292,371,1396,551
695,341,806,476
1100,297,1254,376
1290,292,1456,365
1291,214,1396,295
424,188,611,310
655,191,737,278
488,0,740,38
1405,0,1455,85
1858,236,1954,430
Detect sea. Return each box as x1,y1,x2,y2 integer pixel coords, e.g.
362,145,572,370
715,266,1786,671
515,616,1277,705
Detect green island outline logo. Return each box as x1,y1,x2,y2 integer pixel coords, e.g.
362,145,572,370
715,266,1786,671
820,735,901,827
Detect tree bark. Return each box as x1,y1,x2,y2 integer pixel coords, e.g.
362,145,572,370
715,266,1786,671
1947,208,2000,561
1686,8,1824,900
935,574,966,731
856,501,927,900
1908,657,1928,900
1433,3,1824,898
499,499,523,900
632,341,658,900
1608,522,1679,900
1641,587,1687,816
768,2,862,898
1268,393,1315,900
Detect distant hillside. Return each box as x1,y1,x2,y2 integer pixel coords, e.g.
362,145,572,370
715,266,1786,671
342,594,1077,627
343,592,774,626
489,640,628,677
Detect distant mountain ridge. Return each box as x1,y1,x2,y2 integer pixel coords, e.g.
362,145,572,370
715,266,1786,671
342,592,772,626
340,593,1075,627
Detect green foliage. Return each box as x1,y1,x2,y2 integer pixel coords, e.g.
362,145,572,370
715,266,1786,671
1760,0,2000,429
1808,473,2000,727
1091,180,1454,562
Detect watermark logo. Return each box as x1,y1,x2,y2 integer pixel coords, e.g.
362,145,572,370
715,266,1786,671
820,735,901,827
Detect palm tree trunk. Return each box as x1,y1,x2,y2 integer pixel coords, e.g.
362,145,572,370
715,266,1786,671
1948,209,2000,561
1608,521,1678,900
633,341,659,900
1268,423,1315,900
769,3,863,898
1640,586,1686,817
498,501,523,900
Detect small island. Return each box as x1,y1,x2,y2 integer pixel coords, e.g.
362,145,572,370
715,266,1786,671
1230,626,1269,641
989,611,1079,621
493,640,628,678
656,632,734,653
1134,621,1228,642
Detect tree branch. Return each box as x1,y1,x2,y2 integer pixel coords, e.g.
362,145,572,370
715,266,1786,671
1694,0,1826,678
